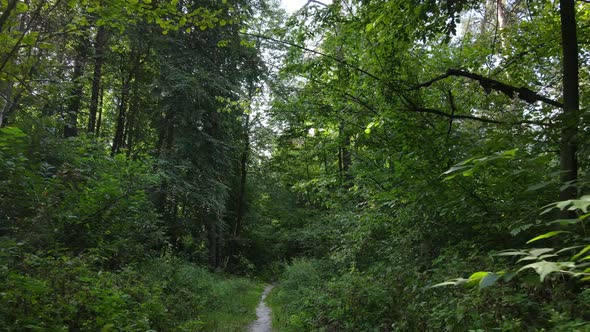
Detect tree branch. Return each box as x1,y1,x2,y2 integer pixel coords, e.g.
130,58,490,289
407,107,551,126
242,32,383,82
411,68,563,108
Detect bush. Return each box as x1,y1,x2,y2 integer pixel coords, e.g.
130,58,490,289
0,245,262,331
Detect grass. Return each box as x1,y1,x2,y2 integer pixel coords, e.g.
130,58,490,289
201,278,265,331
139,257,266,331
266,285,293,332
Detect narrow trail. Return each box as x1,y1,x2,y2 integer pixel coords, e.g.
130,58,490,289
249,285,275,332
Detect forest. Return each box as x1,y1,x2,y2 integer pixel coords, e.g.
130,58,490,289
1,0,590,330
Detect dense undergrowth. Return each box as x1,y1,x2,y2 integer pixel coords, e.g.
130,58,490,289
1,251,262,331
268,258,590,331
0,122,262,331
3,1,590,331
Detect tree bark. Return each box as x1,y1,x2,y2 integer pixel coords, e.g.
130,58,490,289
111,77,130,154
233,113,249,239
496,0,506,30
112,49,141,154
0,84,13,127
0,0,18,33
88,26,107,134
559,0,579,203
125,72,140,157
96,87,104,136
64,46,87,138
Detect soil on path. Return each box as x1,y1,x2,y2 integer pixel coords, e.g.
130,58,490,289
249,285,275,332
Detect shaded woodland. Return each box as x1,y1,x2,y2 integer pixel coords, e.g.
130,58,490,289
1,0,590,331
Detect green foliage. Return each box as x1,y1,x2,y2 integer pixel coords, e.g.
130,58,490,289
0,123,163,263
0,122,265,329
3,0,590,330
247,1,590,331
0,245,262,331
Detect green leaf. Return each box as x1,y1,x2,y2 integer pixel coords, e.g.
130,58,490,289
526,231,568,244
549,218,581,226
430,281,460,288
529,248,554,257
556,245,586,254
429,278,467,288
518,261,575,282
479,272,501,289
101,324,115,332
527,181,551,191
495,250,528,257
442,165,469,175
572,245,590,261
467,271,487,286
501,148,518,157
15,1,28,13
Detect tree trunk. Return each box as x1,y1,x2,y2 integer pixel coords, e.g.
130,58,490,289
496,0,506,30
0,84,13,127
96,87,104,136
111,77,130,154
125,63,141,157
88,26,107,134
559,0,579,203
233,113,249,238
0,0,18,33
64,47,87,138
207,214,220,269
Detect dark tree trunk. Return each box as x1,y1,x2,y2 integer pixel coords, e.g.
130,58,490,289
112,46,141,154
0,0,17,33
0,84,13,127
228,112,250,267
233,113,249,238
559,0,579,203
207,214,222,269
96,87,104,136
64,47,87,138
125,64,141,157
88,27,107,133
111,77,131,154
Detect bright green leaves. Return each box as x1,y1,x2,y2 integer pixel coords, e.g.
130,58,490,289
63,0,227,35
0,126,27,147
432,271,504,289
437,192,590,288
541,195,590,214
15,1,28,13
518,261,575,282
496,248,557,262
442,149,518,180
571,245,590,261
364,119,382,135
467,271,501,289
526,231,568,244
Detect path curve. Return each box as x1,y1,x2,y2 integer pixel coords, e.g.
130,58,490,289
249,285,275,332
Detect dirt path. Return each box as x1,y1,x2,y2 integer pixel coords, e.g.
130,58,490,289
249,285,275,332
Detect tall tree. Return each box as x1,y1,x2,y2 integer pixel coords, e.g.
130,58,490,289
87,26,107,134
559,0,579,202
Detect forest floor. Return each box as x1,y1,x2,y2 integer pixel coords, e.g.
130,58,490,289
249,285,275,332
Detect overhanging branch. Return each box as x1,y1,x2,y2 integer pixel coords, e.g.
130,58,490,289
242,32,383,82
411,68,563,108
400,95,551,126
408,107,550,126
